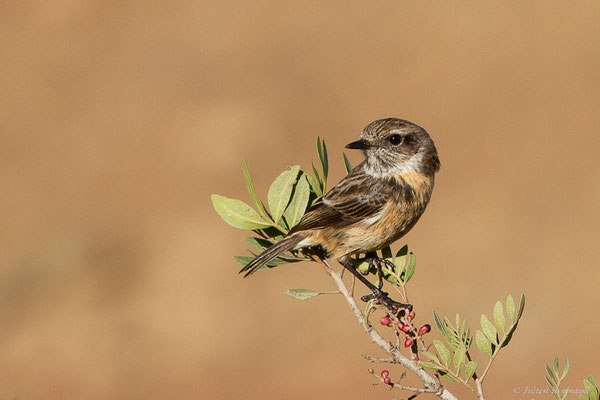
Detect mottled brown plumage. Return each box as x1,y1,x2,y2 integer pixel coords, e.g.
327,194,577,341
240,117,440,277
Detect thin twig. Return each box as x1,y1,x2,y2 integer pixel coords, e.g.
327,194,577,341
362,354,398,364
369,369,439,395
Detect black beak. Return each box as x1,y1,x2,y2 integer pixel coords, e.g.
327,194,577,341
345,139,369,150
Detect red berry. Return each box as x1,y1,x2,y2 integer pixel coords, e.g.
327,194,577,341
407,311,416,321
383,377,391,385
418,324,431,334
381,370,389,378
380,316,391,326
404,337,413,347
400,324,411,333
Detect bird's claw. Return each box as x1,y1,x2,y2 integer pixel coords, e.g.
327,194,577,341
361,290,412,313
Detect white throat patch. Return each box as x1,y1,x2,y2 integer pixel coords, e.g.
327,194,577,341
364,150,425,178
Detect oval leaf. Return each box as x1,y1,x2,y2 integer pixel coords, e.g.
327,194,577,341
493,301,506,333
475,330,493,357
433,340,451,367
268,165,301,225
440,371,461,383
212,194,272,229
422,351,440,364
480,314,498,344
562,358,570,380
584,377,599,400
402,253,416,283
381,246,393,260
506,294,516,321
283,174,310,228
419,361,443,371
245,237,273,251
305,173,323,198
465,360,478,381
285,288,320,300
453,344,466,372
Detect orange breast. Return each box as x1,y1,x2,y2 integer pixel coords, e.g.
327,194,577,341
322,172,434,259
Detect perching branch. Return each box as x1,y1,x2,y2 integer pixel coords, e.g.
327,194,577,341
318,258,458,400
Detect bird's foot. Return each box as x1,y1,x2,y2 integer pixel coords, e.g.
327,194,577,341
361,289,412,313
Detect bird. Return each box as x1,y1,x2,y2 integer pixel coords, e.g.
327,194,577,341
239,118,440,309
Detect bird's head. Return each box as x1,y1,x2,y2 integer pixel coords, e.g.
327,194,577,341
345,118,440,177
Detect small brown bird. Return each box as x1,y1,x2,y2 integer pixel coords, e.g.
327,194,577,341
240,118,440,308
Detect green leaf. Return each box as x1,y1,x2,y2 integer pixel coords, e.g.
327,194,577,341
421,351,440,364
245,237,273,251
285,288,320,300
465,360,477,381
316,137,329,183
506,294,516,321
311,161,321,182
480,314,498,344
212,194,272,229
500,294,526,348
242,156,268,219
493,301,506,333
419,361,444,371
553,357,560,376
402,253,416,283
234,255,299,269
305,173,323,197
517,294,526,320
381,246,393,260
342,152,353,174
545,376,556,392
433,340,451,367
433,311,445,334
453,344,466,372
475,330,492,357
587,375,597,387
259,226,285,241
546,364,556,385
234,255,254,267
395,245,408,258
268,165,301,225
584,377,599,400
283,173,310,228
355,260,370,274
562,358,570,380
440,371,461,383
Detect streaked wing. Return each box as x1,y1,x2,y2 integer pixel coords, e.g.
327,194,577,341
289,163,390,233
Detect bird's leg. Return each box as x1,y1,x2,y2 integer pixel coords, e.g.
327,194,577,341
339,259,412,313
356,252,385,289
358,252,395,289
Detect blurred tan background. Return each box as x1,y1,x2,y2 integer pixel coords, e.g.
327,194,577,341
2,1,600,399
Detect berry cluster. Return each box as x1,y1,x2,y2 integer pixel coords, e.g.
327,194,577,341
378,310,431,346
379,310,431,385
380,369,391,385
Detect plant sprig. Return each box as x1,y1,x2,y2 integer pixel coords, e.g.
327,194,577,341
544,357,599,400
212,137,333,269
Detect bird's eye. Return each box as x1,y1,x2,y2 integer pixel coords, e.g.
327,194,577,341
389,134,403,145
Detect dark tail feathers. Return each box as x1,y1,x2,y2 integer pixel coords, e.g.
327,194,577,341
239,235,302,278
